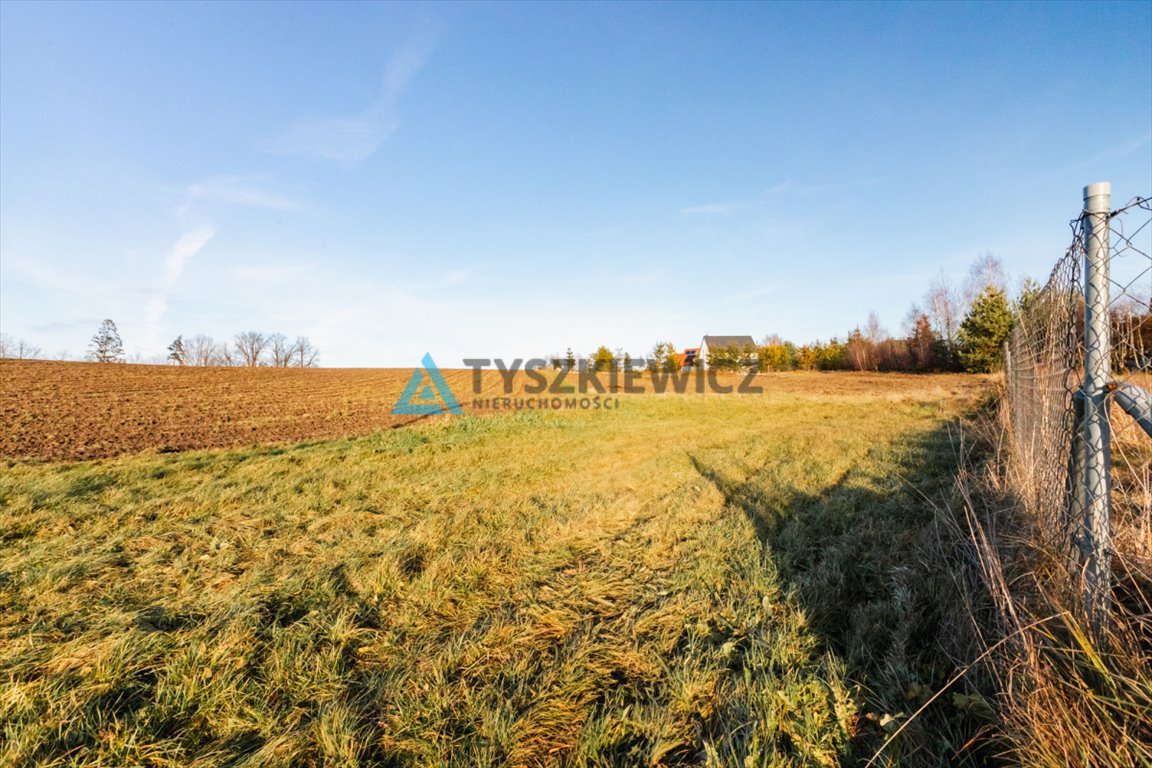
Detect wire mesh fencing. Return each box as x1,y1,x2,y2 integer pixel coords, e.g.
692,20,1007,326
1004,185,1151,627
1105,195,1152,573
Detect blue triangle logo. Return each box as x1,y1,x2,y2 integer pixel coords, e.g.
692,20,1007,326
393,353,463,415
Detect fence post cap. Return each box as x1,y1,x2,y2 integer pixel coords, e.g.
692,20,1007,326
1083,181,1112,200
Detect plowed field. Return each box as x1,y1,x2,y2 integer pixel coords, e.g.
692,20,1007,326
0,361,438,461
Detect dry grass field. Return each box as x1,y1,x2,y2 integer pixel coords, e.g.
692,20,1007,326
0,363,1001,767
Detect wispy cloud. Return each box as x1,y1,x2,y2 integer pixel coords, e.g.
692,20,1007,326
232,263,314,283
185,175,298,211
146,226,216,344
441,267,477,285
165,227,217,283
27,319,102,333
267,34,434,165
269,116,391,166
2,254,120,298
1054,130,1152,180
679,181,793,215
147,173,299,345
615,268,666,288
732,283,787,301
680,202,752,216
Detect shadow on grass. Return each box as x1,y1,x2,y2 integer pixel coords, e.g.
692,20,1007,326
690,418,996,767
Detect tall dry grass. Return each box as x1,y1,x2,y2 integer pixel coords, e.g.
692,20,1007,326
943,379,1152,767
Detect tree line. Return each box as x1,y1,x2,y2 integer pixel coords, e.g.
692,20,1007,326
78,319,320,367
165,331,319,367
560,253,1150,375
7,253,1146,373
0,334,42,360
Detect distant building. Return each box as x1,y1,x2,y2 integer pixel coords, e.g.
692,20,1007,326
699,335,757,369
677,348,700,368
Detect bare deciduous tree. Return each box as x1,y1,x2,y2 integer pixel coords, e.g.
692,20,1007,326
185,335,218,366
268,333,293,367
963,252,1008,308
925,271,961,345
901,304,923,338
864,311,888,343
845,327,875,372
290,336,319,368
233,331,268,368
176,331,317,367
0,333,42,359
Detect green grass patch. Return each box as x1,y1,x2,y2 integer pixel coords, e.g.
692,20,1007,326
0,384,987,767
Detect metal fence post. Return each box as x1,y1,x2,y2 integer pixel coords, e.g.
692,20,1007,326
1080,181,1113,632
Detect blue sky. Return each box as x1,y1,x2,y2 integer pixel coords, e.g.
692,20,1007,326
2,1,1150,366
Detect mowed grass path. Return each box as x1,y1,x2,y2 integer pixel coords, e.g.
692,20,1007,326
1,375,988,767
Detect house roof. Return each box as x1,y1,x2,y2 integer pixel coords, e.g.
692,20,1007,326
701,335,756,348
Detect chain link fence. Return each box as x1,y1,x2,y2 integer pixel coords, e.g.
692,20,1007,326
1004,183,1151,630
